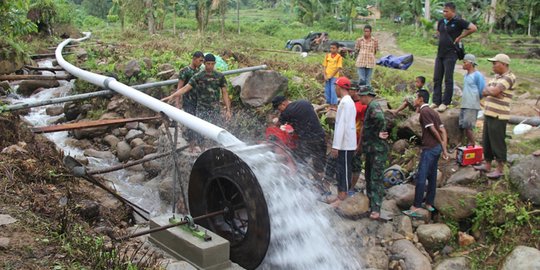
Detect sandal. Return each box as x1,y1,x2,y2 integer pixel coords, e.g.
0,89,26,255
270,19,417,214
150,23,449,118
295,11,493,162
402,209,424,218
473,164,489,172
486,171,503,179
422,203,435,212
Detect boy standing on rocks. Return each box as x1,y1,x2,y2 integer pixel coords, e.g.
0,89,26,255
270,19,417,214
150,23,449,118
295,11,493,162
322,42,343,111
404,90,448,218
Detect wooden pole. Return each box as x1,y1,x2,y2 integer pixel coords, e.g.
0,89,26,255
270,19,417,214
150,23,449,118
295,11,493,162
31,116,161,134
24,65,65,72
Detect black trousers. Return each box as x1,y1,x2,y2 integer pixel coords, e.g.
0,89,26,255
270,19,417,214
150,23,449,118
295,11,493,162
336,150,354,192
433,54,458,106
482,116,508,162
295,137,326,175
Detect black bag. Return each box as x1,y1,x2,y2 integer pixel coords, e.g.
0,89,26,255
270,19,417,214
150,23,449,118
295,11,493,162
443,24,465,60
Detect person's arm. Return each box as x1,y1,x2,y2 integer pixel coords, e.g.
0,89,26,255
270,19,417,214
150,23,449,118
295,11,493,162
374,39,379,55
455,22,477,43
322,55,328,81
329,55,343,78
221,86,232,121
475,72,486,98
174,78,186,108
390,101,409,115
428,124,448,159
483,83,505,98
162,83,192,103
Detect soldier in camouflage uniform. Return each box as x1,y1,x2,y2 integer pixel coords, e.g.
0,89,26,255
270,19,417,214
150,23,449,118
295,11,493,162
175,51,204,148
162,54,232,145
359,86,389,220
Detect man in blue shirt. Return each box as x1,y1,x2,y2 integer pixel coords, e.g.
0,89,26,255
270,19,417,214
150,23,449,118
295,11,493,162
460,54,485,146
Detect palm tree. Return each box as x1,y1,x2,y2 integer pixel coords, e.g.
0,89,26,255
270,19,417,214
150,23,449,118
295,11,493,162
211,0,228,35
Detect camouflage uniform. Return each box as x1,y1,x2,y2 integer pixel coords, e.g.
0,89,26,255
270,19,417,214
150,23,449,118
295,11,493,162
188,70,227,127
361,100,388,212
178,66,201,142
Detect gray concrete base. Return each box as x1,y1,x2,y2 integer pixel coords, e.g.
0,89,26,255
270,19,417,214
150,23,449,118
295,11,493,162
149,215,231,270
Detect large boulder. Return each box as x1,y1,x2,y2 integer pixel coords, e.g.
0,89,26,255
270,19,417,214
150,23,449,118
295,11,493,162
390,239,432,270
359,246,389,270
446,166,480,185
17,80,60,96
398,108,463,147
231,70,288,107
73,124,109,140
416,223,452,251
434,257,471,270
124,60,141,78
386,184,415,208
45,106,64,116
434,186,478,219
500,246,540,270
0,81,11,95
509,155,540,205
334,193,369,219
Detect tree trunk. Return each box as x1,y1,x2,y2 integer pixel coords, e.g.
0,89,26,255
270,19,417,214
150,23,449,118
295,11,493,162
237,0,240,34
488,0,497,34
145,0,155,34
173,1,176,36
424,0,430,21
528,3,533,37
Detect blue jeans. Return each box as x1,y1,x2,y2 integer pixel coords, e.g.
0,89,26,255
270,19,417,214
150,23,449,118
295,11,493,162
357,67,373,86
413,144,442,208
324,77,338,105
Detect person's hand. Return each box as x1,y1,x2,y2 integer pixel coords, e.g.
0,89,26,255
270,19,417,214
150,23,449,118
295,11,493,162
174,96,182,109
379,131,389,140
442,150,449,160
330,148,338,158
162,93,177,103
356,145,362,155
389,109,397,116
454,36,462,44
323,74,328,81
224,110,232,121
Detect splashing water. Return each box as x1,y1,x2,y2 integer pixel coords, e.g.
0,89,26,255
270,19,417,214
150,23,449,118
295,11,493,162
233,148,364,269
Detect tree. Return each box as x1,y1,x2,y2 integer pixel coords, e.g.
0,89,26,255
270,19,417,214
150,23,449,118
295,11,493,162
196,0,212,34
526,0,540,36
424,0,430,20
81,0,112,19
212,0,228,35
486,0,496,33
144,0,155,34
0,0,37,38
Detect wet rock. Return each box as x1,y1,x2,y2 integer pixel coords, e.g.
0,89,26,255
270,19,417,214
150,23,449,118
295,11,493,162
73,125,109,139
130,138,145,148
158,63,174,72
124,59,141,78
390,239,431,270
103,135,120,149
17,80,60,96
157,69,175,80
125,129,144,142
128,174,146,184
500,246,540,270
509,155,540,205
83,149,115,159
0,237,10,249
360,246,389,269
231,70,288,107
130,145,146,160
416,223,452,251
158,176,174,204
0,214,17,226
458,231,475,247
125,121,139,130
435,257,470,270
446,166,480,185
74,155,89,165
143,157,161,176
118,127,129,136
392,139,410,154
45,106,64,116
434,186,478,219
145,128,159,137
116,141,131,162
76,199,100,221
111,128,122,137
64,102,81,121
142,145,157,155
0,81,11,94
334,193,369,219
65,138,92,149
386,184,415,208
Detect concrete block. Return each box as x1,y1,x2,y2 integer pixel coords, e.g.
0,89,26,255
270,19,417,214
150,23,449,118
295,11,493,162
149,215,231,270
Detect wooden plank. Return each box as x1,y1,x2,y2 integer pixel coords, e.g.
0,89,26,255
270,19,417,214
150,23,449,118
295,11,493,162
30,52,72,59
0,74,73,81
31,116,161,134
24,65,64,71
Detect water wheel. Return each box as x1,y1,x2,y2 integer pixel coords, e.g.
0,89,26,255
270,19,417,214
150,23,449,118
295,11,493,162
188,148,271,270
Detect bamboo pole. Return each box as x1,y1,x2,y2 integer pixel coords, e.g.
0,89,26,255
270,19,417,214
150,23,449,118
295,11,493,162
0,74,73,81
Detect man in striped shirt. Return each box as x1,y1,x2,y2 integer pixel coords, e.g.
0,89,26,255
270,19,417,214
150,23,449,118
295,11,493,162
474,54,516,179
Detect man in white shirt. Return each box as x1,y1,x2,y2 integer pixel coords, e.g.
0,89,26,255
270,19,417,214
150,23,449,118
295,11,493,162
330,77,357,201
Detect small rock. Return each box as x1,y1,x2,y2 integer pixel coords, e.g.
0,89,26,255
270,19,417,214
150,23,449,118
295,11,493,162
125,121,139,130
116,141,132,162
64,102,82,121
500,245,540,270
386,184,415,208
83,149,115,159
138,122,149,132
77,200,100,221
396,215,413,238
457,231,474,247
124,59,141,78
0,81,11,94
99,112,122,120
434,186,478,219
65,138,92,149
392,139,410,154
157,69,175,80
118,127,129,136
111,128,122,137
130,145,146,160
145,128,159,137
17,80,60,96
125,129,144,141
158,63,174,72
0,237,10,249
103,135,120,149
128,174,146,184
158,176,174,203
291,76,303,84
45,106,64,116
74,155,89,165
390,239,431,270
335,193,370,219
446,166,480,185
143,157,161,175
434,257,471,270
0,214,17,226
416,223,452,251
130,138,145,148
142,145,157,155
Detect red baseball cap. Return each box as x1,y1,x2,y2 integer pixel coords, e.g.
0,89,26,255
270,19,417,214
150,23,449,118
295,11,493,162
335,77,351,90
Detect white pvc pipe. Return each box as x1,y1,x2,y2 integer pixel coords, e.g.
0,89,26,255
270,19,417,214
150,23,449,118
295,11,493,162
55,32,243,147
